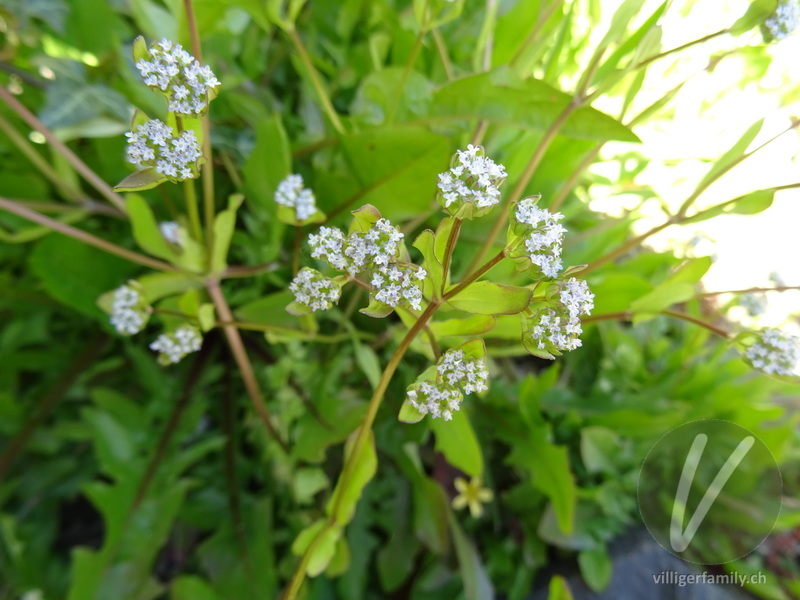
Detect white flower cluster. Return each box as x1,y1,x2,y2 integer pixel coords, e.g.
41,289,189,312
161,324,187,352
135,38,220,115
527,278,594,354
275,174,317,221
150,326,203,364
371,264,427,311
125,119,201,181
159,221,182,245
767,1,800,40
437,349,490,394
437,145,507,215
513,198,567,279
110,284,149,336
289,268,341,312
309,219,403,276
408,349,490,420
745,328,800,376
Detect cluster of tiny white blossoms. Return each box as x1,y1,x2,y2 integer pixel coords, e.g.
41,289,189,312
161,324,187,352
109,284,149,336
744,328,800,376
371,264,427,311
408,349,489,420
159,221,182,245
528,278,595,353
310,219,403,276
135,38,220,115
512,198,567,279
437,145,507,215
275,174,317,221
289,268,341,312
149,326,203,364
767,1,800,40
125,119,201,180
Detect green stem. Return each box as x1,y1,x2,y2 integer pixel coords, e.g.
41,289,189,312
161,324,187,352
440,218,463,295
0,85,126,212
697,285,800,298
662,309,730,338
207,280,289,453
183,178,203,241
287,28,345,135
283,245,508,600
0,197,179,271
432,29,455,80
466,100,578,273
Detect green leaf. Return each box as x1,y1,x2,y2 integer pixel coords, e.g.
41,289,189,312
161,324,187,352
629,281,695,319
448,511,494,600
349,204,382,234
696,119,764,192
352,339,381,389
431,69,639,142
325,537,351,577
359,297,394,318
236,290,316,342
508,426,577,534
398,399,426,423
114,168,168,192
547,575,574,600
325,430,377,525
578,548,612,593
580,427,620,475
429,314,496,337
171,576,221,600
589,274,652,315
446,281,532,315
243,115,291,205
351,67,433,126
430,410,484,477
340,127,452,221
293,467,330,505
412,477,450,554
126,195,177,260
684,189,776,224
667,256,713,285
211,194,245,273
31,234,135,321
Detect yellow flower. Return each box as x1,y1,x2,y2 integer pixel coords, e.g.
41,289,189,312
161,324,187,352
452,477,493,518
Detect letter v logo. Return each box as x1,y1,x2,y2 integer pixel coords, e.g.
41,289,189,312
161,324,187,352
670,433,755,552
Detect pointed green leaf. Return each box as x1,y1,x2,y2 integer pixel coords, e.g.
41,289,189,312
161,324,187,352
431,410,484,477
325,430,378,525
399,399,426,423
447,282,532,315
211,194,245,273
114,168,168,192
578,547,612,593
349,204,382,234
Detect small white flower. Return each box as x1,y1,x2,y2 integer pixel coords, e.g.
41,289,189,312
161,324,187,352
309,226,349,271
512,197,566,279
437,145,507,216
767,1,800,40
159,221,182,245
125,118,201,182
109,284,149,336
436,349,490,395
745,328,800,376
371,264,427,311
150,326,203,364
526,278,594,354
136,38,220,115
309,219,404,276
408,381,463,420
275,174,318,221
289,268,341,312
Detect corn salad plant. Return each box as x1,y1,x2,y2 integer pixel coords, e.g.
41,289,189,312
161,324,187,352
1,0,800,599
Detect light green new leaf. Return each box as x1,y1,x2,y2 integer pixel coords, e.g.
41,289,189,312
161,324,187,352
447,281,532,315
114,168,168,192
547,575,574,600
352,339,381,389
431,410,484,477
349,204,382,234
211,194,245,273
126,195,177,261
578,548,613,593
667,256,713,285
696,119,764,193
430,314,496,337
326,430,378,525
399,399,426,423
629,281,695,319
